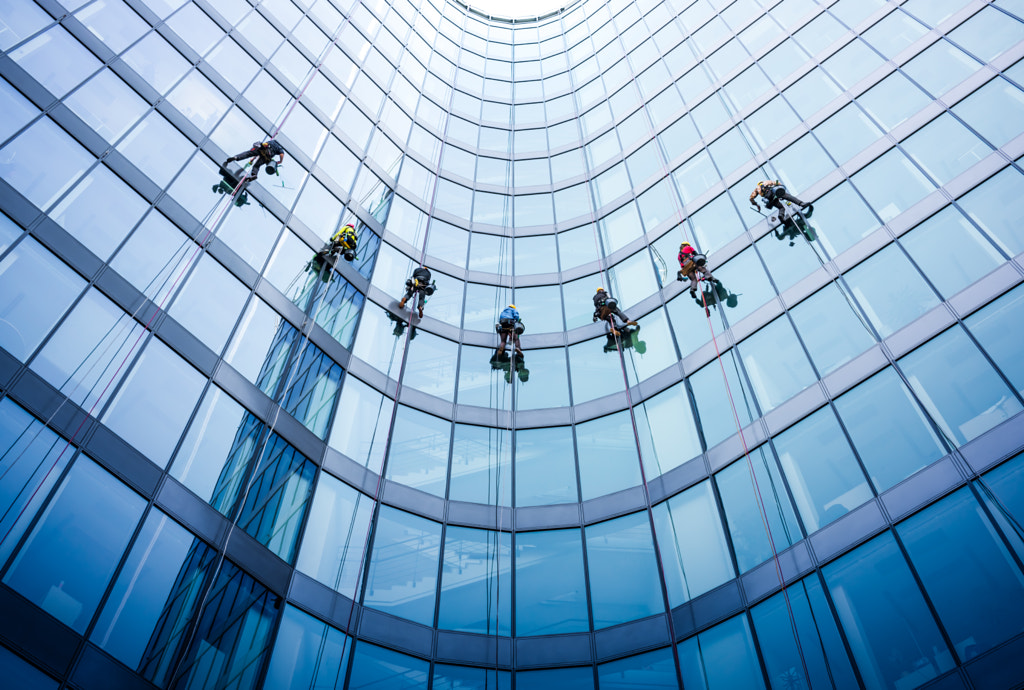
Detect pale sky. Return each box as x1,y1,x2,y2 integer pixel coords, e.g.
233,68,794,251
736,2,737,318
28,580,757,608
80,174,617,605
465,0,566,19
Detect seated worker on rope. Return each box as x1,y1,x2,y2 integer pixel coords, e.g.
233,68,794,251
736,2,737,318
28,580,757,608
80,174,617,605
321,223,358,262
750,179,813,220
593,288,637,337
677,241,716,297
398,265,434,318
223,139,286,181
495,304,524,358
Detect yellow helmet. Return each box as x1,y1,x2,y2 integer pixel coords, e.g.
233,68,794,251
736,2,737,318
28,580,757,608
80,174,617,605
508,304,516,309
596,287,605,293
680,241,691,247
261,141,270,147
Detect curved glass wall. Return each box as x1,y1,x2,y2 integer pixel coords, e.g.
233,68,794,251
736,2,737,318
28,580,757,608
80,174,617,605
2,0,1024,687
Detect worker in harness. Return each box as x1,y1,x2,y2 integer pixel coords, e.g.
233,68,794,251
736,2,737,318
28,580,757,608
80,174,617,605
750,179,813,219
398,265,434,318
495,304,524,358
677,241,716,297
322,223,358,262
223,139,285,180
593,288,637,337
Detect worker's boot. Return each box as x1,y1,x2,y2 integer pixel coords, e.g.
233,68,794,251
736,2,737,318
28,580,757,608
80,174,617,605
418,306,424,318
626,320,638,327
399,297,407,308
496,344,505,357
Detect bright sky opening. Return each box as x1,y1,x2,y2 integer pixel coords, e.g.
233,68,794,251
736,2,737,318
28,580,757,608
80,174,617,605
464,0,567,19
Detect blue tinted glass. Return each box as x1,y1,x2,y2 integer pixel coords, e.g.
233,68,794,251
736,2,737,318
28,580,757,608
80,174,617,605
899,326,1022,446
902,114,992,186
169,255,248,353
775,406,872,532
516,667,596,689
654,481,735,605
957,166,1024,256
264,605,351,690
586,511,663,628
0,399,75,567
296,473,372,598
10,25,100,97
810,182,881,256
900,206,1003,299
823,533,954,688
690,350,758,449
679,614,766,690
953,77,1024,149
434,664,511,690
836,368,946,492
577,412,642,500
515,528,589,635
813,103,884,165
713,247,775,324
0,237,84,361
102,338,205,466
329,376,390,469
597,648,677,688
569,336,629,403
4,457,145,633
717,447,802,573
900,487,1024,659
790,284,875,376
634,381,702,478
438,526,512,634
903,39,981,96
844,244,939,338
363,506,440,625
516,426,578,506
387,406,449,496
739,317,817,412
754,228,822,294
751,576,858,690
0,646,57,689
50,164,148,260
852,149,937,223
92,510,215,670
966,285,1024,397
449,424,511,506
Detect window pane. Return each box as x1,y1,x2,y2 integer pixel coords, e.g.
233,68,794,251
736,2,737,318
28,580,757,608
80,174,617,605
578,412,643,501
296,473,372,599
852,149,936,223
899,487,1024,659
679,614,766,690
264,605,352,690
515,426,578,506
515,529,589,635
957,166,1024,256
899,327,1022,445
586,511,664,628
438,526,511,634
386,406,449,497
363,506,440,625
844,244,939,338
823,533,954,689
836,368,946,492
4,457,145,633
739,317,817,412
50,164,148,260
902,114,991,186
598,648,677,688
654,480,735,605
965,285,1024,397
775,406,872,532
0,118,94,211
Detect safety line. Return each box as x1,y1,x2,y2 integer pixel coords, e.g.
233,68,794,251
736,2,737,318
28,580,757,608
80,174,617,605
0,168,250,551
697,284,813,686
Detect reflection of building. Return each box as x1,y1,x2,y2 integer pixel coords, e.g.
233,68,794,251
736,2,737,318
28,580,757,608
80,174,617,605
1,0,1024,688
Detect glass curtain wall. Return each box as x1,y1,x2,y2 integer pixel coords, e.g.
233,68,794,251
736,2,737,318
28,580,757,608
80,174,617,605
1,0,1024,687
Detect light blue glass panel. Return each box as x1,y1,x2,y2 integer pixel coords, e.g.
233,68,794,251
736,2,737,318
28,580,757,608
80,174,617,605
966,285,1024,396
65,68,148,145
813,104,884,166
673,151,719,202
0,117,94,211
900,487,1024,659
739,317,817,412
634,381,702,479
953,77,1024,149
386,406,449,497
0,76,38,146
589,507,667,626
577,412,642,501
598,648,677,689
745,96,801,150
4,457,145,633
901,206,1003,298
775,406,872,532
296,473,372,598
901,0,971,25
401,331,459,402
91,510,215,669
903,114,991,186
836,368,946,492
690,193,744,255
10,25,100,97
957,166,1024,256
853,149,937,223
264,605,351,690
449,423,511,506
899,326,1022,445
810,182,881,257
515,529,589,635
569,336,629,403
0,399,75,568
821,39,884,90
754,226,822,293
516,346,571,410
751,576,859,690
363,506,440,626
468,232,510,278
772,135,834,196
654,481,735,606
50,164,148,260
844,244,939,338
690,350,758,449
512,285,563,334
823,533,954,690
116,110,193,188
102,338,205,466
948,6,1024,62
717,447,802,573
169,255,248,353
679,614,766,690
516,426,577,506
903,40,981,97
0,237,85,361
515,234,559,275
438,526,512,634
0,0,52,51
713,247,775,324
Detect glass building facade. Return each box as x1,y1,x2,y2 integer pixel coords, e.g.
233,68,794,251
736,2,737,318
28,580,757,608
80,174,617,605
1,0,1024,686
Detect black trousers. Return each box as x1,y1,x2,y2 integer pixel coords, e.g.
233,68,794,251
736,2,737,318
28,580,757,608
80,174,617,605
230,149,274,177
765,187,807,211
